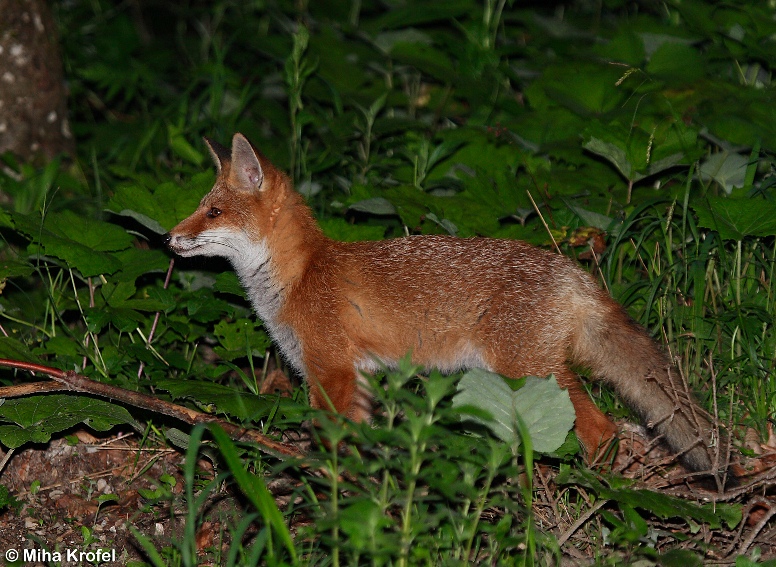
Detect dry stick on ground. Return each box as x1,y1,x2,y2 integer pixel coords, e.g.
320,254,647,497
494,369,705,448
0,358,305,460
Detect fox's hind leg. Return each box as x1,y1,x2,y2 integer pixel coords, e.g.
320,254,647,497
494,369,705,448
555,368,618,463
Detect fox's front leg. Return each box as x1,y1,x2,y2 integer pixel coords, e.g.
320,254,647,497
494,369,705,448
304,355,373,423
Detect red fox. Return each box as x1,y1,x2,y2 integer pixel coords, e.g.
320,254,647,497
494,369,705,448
166,133,715,473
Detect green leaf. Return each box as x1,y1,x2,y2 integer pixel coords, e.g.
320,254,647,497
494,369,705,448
319,218,386,242
584,136,685,183
213,318,272,362
105,173,213,234
0,337,40,363
338,499,392,549
348,197,397,216
646,41,705,83
697,152,748,194
692,197,776,241
558,468,742,530
154,379,278,421
213,272,246,298
167,123,204,165
452,370,575,454
389,42,455,82
0,259,33,280
0,395,134,449
12,210,134,277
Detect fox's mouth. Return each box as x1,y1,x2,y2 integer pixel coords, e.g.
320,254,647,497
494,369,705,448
165,234,201,256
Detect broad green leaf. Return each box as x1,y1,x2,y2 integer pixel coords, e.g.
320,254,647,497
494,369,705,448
584,136,634,180
14,209,136,274
213,272,246,298
562,200,618,234
692,197,776,241
106,172,213,234
584,134,688,184
369,0,472,30
113,247,172,282
639,32,696,58
697,152,748,194
646,41,705,83
373,29,432,53
338,499,392,549
12,211,127,277
525,62,626,116
389,42,455,82
44,210,134,252
453,369,575,453
0,395,134,449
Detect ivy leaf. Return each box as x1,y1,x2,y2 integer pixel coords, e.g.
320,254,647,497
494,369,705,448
452,369,575,454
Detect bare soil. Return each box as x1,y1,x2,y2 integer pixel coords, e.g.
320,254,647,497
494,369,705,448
0,430,240,566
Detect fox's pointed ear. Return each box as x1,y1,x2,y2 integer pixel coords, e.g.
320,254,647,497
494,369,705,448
203,137,231,173
229,133,264,191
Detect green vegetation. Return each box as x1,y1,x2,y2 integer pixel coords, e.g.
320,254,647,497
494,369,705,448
0,0,774,563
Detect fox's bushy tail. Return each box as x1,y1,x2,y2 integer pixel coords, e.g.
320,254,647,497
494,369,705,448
571,294,715,473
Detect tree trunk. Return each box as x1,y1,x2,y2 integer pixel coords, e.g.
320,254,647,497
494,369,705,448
0,0,74,162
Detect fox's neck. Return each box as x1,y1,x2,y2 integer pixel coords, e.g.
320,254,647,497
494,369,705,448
233,191,325,322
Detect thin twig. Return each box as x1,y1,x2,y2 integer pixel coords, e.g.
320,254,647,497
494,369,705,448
557,499,608,548
736,500,776,557
526,190,561,254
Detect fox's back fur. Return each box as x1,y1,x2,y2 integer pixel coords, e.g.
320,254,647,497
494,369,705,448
167,133,715,473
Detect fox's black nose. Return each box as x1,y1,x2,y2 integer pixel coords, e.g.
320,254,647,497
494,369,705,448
163,233,172,246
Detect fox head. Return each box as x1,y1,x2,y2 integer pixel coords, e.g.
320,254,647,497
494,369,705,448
166,133,293,268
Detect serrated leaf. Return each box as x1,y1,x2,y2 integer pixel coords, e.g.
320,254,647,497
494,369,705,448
12,211,132,277
453,369,575,453
0,395,134,449
692,197,776,241
105,173,213,234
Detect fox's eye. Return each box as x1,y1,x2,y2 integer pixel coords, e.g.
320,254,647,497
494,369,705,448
206,207,222,218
